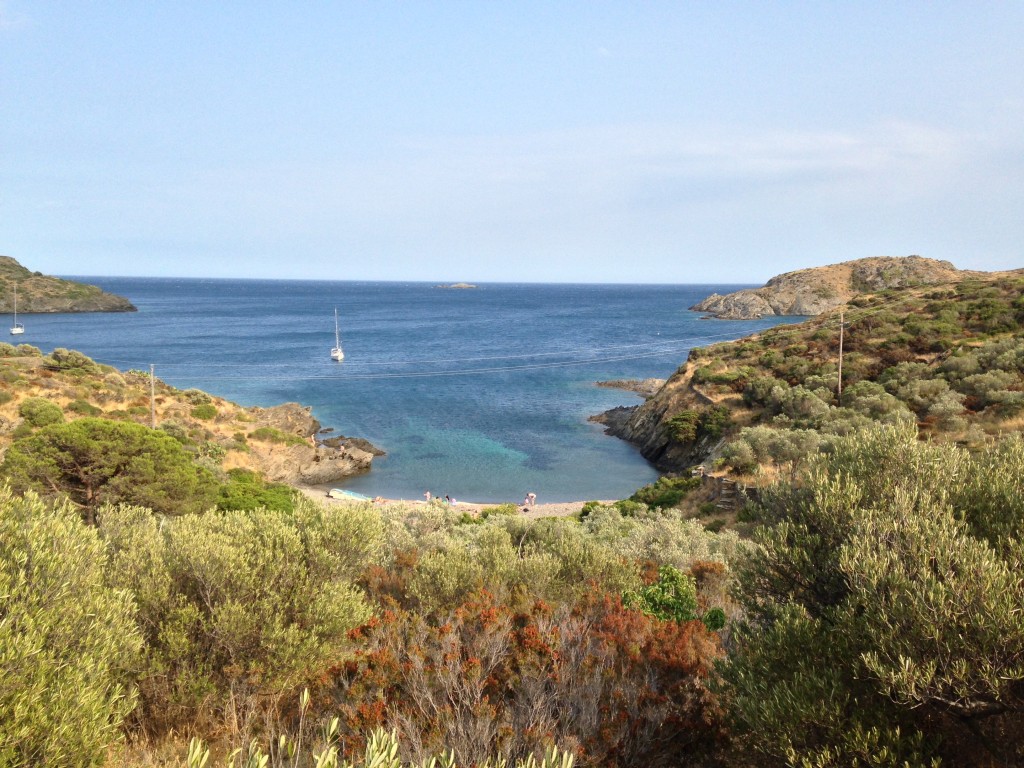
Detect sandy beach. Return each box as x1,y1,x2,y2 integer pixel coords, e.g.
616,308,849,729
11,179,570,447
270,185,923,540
300,486,609,520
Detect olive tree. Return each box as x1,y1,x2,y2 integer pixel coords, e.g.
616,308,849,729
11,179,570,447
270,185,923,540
722,423,1024,766
0,486,141,766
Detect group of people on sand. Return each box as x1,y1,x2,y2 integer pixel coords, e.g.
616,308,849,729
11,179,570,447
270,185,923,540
423,490,457,505
420,489,538,510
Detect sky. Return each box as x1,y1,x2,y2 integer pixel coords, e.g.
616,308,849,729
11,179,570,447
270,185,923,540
1,2,1022,283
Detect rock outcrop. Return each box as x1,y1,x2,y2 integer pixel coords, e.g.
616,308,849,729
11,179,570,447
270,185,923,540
246,403,379,485
593,366,716,472
0,255,136,312
691,255,968,319
595,378,666,398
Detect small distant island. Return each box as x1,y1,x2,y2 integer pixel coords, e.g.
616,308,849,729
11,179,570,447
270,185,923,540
0,255,136,313
436,282,478,289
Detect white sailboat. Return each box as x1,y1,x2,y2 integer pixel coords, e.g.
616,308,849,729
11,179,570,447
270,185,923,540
10,284,24,335
330,308,344,361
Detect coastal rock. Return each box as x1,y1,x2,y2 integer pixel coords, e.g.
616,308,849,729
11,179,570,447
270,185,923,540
594,366,715,471
246,402,383,484
254,442,375,486
596,378,666,399
250,402,322,437
690,255,968,320
0,255,136,313
588,405,638,434
322,434,387,456
436,282,477,289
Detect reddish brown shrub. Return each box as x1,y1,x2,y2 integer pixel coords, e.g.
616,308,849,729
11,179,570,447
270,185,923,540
313,589,725,767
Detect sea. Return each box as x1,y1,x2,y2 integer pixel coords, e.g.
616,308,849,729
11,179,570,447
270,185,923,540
15,279,800,502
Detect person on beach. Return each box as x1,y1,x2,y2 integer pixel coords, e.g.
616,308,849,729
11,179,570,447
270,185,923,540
424,490,431,502
527,492,537,506
445,494,452,505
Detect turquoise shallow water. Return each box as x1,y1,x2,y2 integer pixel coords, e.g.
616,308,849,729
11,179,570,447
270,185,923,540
14,279,799,502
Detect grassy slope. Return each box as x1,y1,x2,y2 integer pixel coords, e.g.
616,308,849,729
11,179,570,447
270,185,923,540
625,271,1024,484
0,345,311,483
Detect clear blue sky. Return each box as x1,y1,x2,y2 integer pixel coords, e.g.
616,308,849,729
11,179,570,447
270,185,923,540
2,2,1022,282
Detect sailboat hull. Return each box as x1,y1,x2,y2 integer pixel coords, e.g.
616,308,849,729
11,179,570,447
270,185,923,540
331,307,344,361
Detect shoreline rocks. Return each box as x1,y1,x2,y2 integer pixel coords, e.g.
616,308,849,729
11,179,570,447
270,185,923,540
246,403,384,486
596,378,666,399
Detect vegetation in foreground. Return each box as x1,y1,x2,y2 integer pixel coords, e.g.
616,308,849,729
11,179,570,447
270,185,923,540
4,421,1024,766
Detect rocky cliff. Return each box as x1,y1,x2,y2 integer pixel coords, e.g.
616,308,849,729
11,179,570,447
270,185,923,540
690,255,968,319
594,365,716,472
0,255,136,313
245,403,379,485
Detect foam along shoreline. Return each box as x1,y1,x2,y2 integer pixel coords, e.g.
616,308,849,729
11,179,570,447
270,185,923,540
299,485,610,520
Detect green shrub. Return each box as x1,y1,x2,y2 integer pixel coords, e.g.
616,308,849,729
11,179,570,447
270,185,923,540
629,475,701,509
612,498,647,516
217,468,296,512
42,347,99,373
666,407,732,444
0,486,142,766
699,405,732,438
722,423,1024,765
623,564,699,623
67,398,101,416
249,426,307,446
478,502,519,519
158,419,191,444
98,499,378,732
181,388,211,405
17,397,64,427
0,390,12,406
190,403,217,420
666,410,700,442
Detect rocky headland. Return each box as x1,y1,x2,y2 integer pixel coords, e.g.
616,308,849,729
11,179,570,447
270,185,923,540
0,255,136,313
0,349,380,488
690,255,971,319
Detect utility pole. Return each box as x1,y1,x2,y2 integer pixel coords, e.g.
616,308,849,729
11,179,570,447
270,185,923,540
837,312,844,407
150,364,156,428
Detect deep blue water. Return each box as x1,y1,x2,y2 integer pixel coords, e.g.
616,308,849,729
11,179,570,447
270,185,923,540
12,279,799,502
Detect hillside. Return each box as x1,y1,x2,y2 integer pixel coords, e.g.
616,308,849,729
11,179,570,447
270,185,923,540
604,270,1024,479
0,255,136,312
0,345,377,488
690,255,975,319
